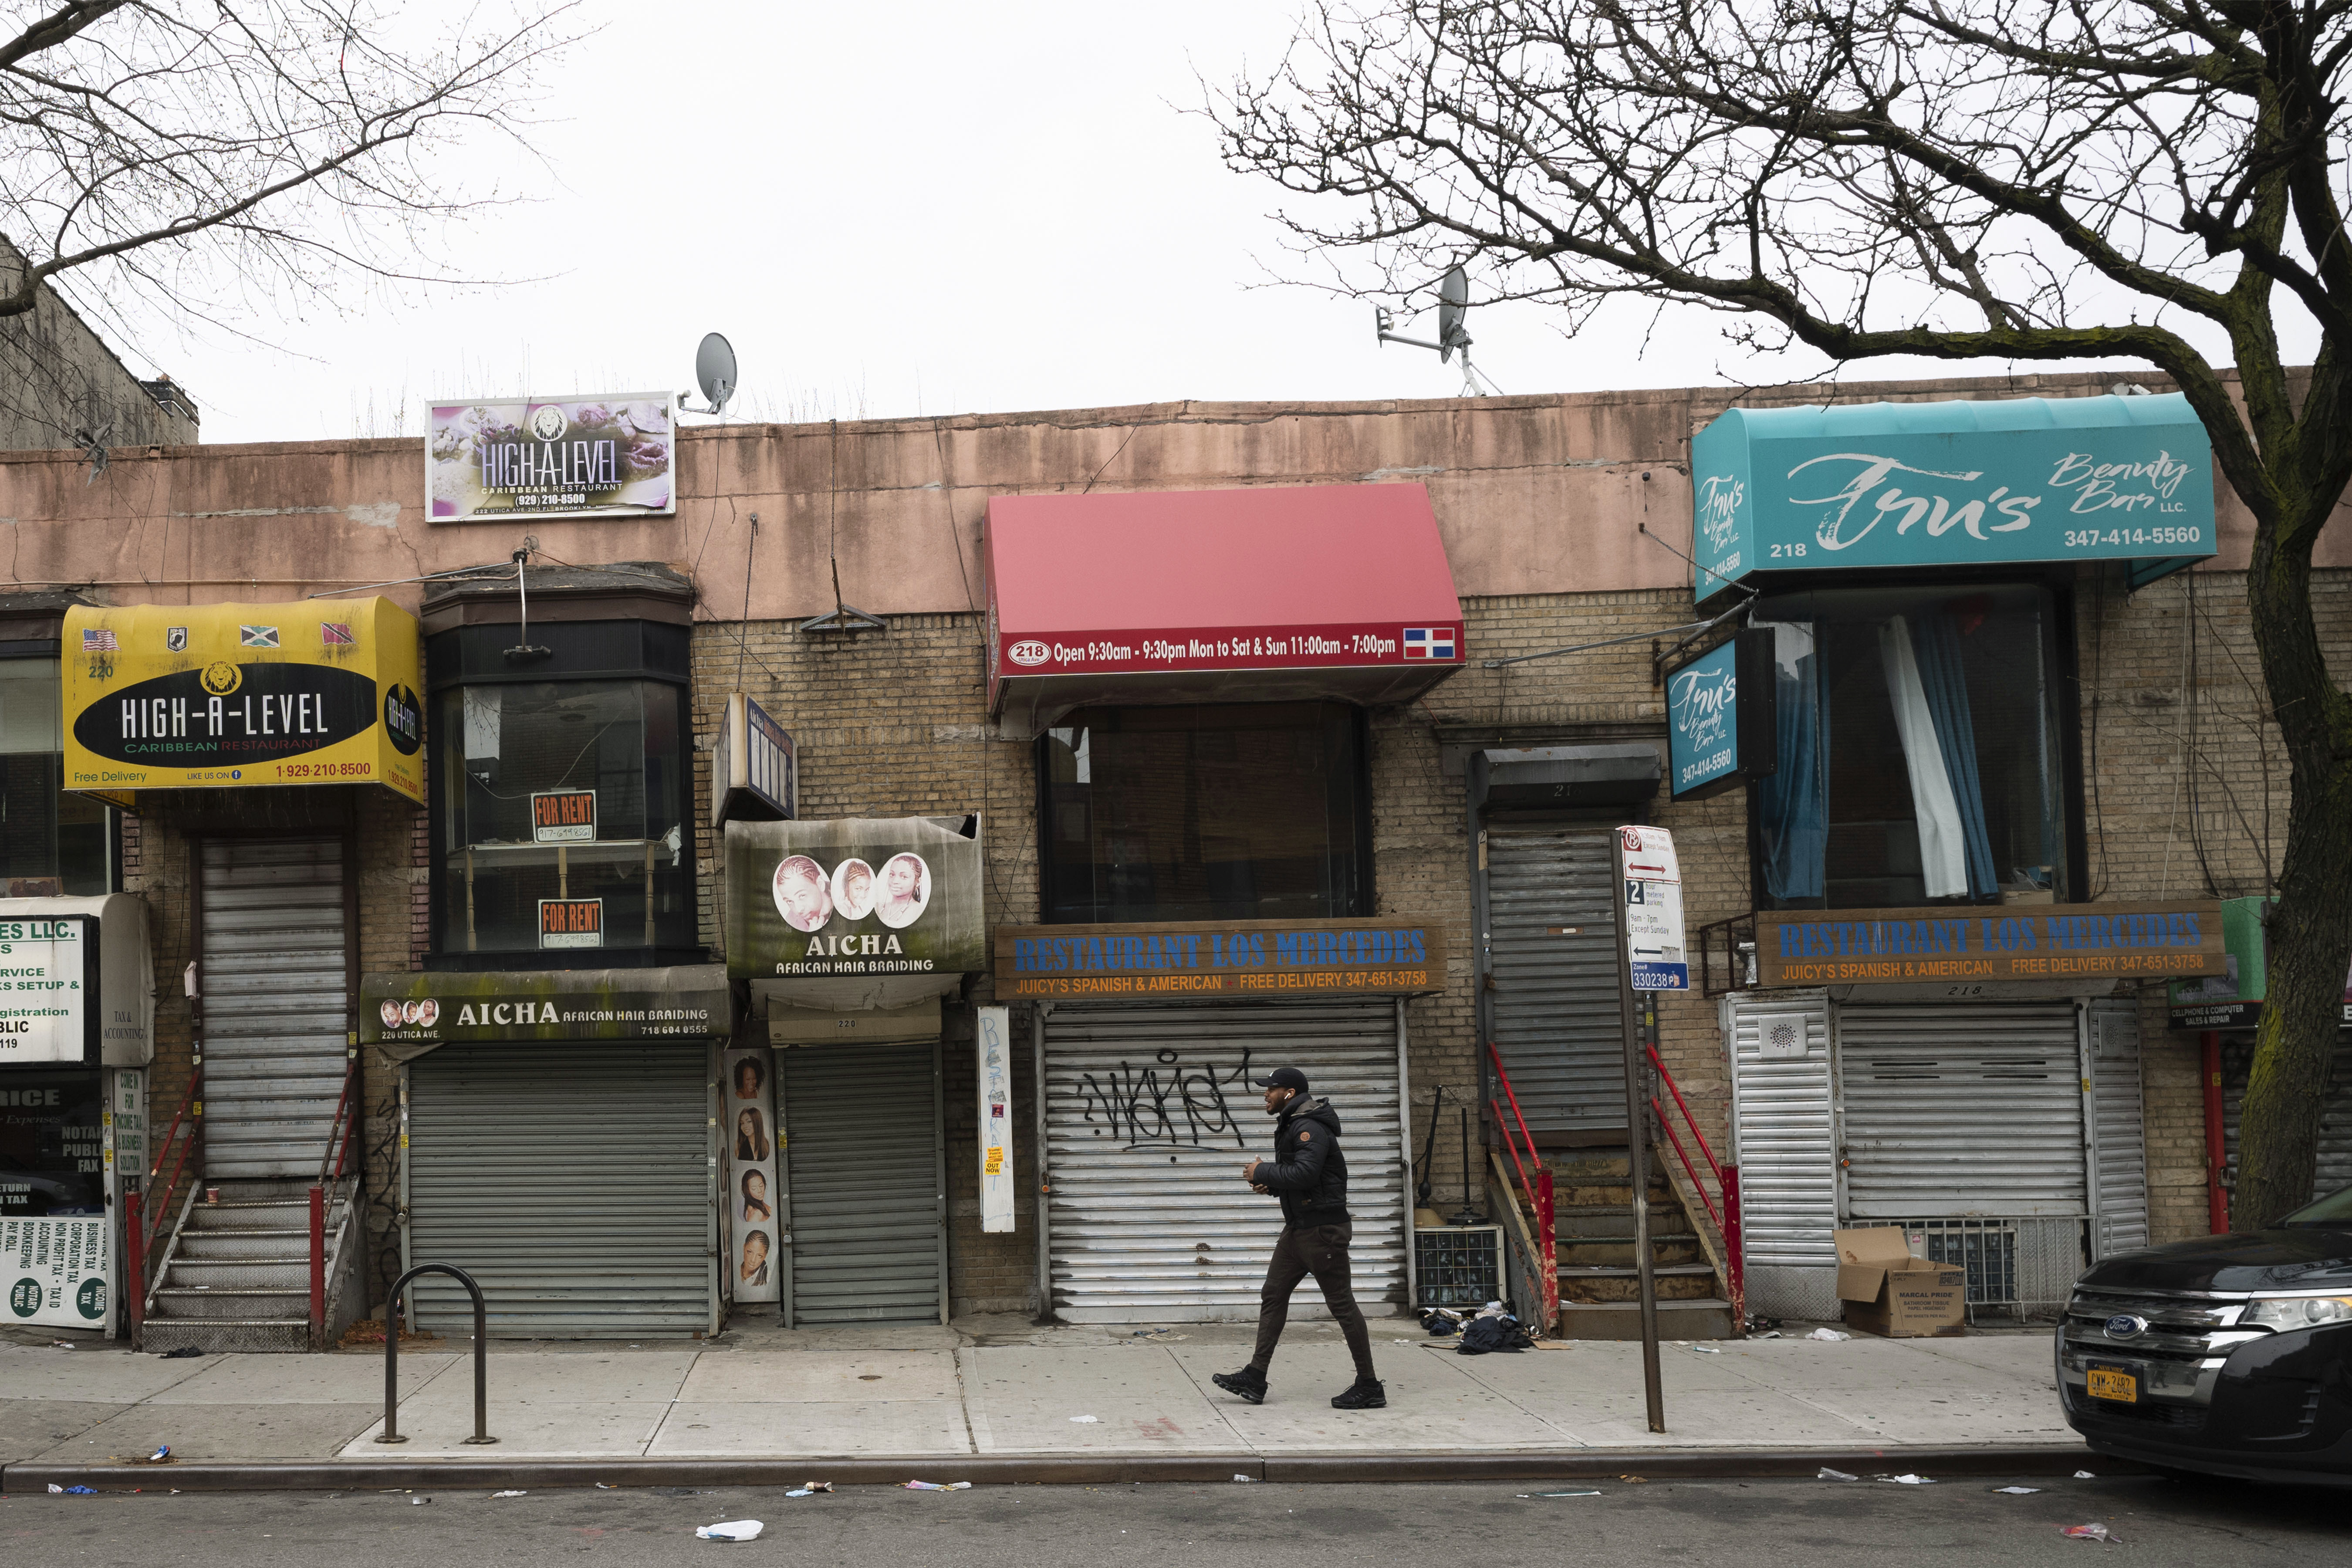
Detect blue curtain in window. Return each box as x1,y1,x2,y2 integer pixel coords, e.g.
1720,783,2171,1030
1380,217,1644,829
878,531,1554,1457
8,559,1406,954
1757,622,1826,900
1908,613,1998,899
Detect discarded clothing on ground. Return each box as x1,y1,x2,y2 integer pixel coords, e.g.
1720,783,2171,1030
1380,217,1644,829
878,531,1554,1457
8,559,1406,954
1454,1311,1534,1355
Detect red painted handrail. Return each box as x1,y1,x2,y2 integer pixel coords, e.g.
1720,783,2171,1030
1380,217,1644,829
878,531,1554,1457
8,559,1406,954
1486,1042,1558,1329
1641,1041,1743,1322
312,1049,362,1345
130,1060,203,1331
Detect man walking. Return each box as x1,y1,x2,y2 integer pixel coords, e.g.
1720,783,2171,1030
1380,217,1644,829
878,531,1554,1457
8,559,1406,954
1212,1067,1385,1409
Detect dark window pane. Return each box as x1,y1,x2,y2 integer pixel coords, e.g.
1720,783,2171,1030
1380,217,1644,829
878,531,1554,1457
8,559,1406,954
0,658,112,895
1754,586,2064,911
1037,702,1369,923
0,1069,105,1217
434,679,691,954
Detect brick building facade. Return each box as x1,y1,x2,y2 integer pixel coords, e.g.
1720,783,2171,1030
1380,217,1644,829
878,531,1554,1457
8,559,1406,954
1,368,2342,1340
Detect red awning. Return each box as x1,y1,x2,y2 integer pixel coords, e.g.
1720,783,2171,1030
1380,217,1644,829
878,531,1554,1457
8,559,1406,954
984,483,1465,733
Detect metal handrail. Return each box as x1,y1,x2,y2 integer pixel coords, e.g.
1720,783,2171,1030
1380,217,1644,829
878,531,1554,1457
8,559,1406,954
127,1058,203,1333
376,1263,497,1446
311,1049,363,1346
1484,1042,1558,1329
1641,1041,1743,1321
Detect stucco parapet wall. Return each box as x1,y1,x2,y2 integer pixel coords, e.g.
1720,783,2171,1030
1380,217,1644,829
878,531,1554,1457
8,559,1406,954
0,376,2342,620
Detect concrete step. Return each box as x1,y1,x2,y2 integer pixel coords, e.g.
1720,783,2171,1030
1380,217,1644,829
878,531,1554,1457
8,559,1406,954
178,1232,320,1262
150,1286,309,1319
187,1201,348,1233
139,1317,314,1355
1557,1235,1705,1268
1561,1264,1723,1303
162,1259,310,1290
1549,1203,1693,1237
1556,1298,1737,1341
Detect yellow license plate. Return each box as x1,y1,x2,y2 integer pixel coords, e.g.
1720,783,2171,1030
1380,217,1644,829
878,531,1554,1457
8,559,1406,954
2087,1366,2138,1403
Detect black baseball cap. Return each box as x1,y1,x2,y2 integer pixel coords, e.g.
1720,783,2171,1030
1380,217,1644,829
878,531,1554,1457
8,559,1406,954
1254,1067,1310,1094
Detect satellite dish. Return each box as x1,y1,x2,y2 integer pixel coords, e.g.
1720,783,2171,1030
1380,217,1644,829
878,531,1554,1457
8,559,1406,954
689,332,737,415
1436,267,1469,363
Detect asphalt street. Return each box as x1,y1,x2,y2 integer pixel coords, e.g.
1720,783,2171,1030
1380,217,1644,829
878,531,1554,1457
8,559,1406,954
0,1473,2342,1566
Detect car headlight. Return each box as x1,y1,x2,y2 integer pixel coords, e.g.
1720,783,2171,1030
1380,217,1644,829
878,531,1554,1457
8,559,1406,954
2243,1295,2352,1330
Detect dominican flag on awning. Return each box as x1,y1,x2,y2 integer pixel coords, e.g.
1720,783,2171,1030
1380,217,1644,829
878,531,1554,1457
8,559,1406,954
1402,627,1456,659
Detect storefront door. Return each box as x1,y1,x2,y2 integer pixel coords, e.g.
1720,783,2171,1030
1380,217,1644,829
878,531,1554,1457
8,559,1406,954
404,1041,713,1337
1484,826,1628,1135
777,1040,946,1325
1042,997,1406,1323
200,837,353,1178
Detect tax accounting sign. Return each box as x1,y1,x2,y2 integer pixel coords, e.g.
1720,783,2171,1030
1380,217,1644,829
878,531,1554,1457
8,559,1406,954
1690,393,2220,603
1617,826,1689,992
62,599,424,806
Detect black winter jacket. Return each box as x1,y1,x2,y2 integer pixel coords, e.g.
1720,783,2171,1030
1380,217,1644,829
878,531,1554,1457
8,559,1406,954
1256,1095,1351,1228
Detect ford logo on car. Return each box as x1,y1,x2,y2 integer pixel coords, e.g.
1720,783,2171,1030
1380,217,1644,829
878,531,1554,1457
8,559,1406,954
2104,1313,2149,1339
1007,639,1051,667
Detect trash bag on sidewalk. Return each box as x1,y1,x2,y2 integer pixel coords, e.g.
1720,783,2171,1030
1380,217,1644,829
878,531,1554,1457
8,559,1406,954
1456,1312,1534,1355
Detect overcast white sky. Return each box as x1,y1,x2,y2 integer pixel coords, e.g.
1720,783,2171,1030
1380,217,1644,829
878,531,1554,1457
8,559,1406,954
113,0,2295,446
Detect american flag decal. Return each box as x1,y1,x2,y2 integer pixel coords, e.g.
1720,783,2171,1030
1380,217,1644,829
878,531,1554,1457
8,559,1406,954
321,622,354,646
81,627,118,652
1401,626,1456,660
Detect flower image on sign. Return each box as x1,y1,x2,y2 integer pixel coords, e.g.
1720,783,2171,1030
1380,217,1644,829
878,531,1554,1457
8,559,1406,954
427,395,676,521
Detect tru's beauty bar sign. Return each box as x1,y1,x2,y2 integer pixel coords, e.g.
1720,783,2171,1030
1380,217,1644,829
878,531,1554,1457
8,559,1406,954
1693,393,2218,601
1755,901,2224,988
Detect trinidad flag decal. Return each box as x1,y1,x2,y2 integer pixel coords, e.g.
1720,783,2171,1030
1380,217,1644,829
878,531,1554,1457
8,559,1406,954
1400,626,1457,660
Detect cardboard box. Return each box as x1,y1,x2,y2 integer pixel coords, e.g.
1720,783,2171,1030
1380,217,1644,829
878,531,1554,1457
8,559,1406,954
1833,1228,1967,1337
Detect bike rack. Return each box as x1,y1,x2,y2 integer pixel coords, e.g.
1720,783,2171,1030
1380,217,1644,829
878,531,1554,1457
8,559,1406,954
375,1263,497,1446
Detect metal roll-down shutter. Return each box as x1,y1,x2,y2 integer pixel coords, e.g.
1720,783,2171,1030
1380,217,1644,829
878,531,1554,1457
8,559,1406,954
406,1042,712,1337
200,837,352,1178
2223,1032,2352,1206
1836,1002,2086,1218
780,1041,945,1325
2088,1000,2149,1258
1484,827,1628,1134
1725,993,1841,1323
1044,997,1404,1323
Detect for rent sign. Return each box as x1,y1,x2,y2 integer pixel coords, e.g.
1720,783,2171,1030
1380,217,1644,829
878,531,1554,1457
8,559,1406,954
1755,901,2224,987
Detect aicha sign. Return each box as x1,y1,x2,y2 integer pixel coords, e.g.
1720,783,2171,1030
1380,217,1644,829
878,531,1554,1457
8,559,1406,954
1693,393,2218,601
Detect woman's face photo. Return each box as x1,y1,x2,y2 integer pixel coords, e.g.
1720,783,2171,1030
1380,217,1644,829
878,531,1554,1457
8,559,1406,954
738,1109,758,1137
875,854,930,928
733,1058,762,1099
831,858,876,919
740,1231,770,1278
885,858,918,899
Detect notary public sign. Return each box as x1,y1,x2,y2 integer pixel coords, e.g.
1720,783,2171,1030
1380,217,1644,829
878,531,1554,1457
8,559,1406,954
994,917,1447,1000
1756,900,2226,987
63,599,424,804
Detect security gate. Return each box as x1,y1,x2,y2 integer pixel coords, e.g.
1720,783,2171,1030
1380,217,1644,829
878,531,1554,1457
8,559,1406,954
1835,1002,2087,1217
779,1040,946,1325
1043,997,1406,1323
1723,993,1840,1324
2223,1031,2352,1205
200,838,353,1177
1484,826,1628,1134
406,1042,713,1337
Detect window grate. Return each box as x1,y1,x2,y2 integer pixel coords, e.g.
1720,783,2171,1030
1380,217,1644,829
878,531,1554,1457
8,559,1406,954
1414,1226,1503,1309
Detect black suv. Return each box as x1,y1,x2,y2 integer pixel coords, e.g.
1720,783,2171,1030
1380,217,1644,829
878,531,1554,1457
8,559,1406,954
2059,1184,2352,1484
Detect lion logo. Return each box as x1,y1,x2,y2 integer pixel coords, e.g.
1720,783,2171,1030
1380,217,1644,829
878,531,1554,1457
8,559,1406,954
200,661,241,696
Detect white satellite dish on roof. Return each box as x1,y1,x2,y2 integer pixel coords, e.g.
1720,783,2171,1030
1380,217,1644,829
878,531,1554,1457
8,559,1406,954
682,332,737,415
1375,264,1502,396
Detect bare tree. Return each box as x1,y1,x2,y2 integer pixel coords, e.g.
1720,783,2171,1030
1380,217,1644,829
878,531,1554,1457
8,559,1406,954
0,0,581,440
1217,0,2352,1228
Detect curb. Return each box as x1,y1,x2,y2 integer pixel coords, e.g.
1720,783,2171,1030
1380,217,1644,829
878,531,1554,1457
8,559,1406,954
0,1446,2129,1493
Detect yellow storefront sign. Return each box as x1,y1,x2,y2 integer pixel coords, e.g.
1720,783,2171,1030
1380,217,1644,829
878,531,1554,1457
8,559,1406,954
63,599,424,804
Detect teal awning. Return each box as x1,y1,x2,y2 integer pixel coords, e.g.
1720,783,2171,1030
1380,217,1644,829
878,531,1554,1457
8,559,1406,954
1691,393,2219,601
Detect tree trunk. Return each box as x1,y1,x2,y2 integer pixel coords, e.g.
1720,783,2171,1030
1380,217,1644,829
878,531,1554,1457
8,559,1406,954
2227,487,2352,1233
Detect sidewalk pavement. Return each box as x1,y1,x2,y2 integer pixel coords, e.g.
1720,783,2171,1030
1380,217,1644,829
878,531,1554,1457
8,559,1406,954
0,1315,2081,1481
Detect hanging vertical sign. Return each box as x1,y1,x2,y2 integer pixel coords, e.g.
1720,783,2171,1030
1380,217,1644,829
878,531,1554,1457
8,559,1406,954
721,1045,781,1304
1617,825,1690,991
3,1217,109,1329
977,1006,1014,1233
1665,630,1778,801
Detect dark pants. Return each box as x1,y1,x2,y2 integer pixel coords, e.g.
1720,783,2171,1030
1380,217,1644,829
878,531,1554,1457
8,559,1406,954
1250,1221,1377,1382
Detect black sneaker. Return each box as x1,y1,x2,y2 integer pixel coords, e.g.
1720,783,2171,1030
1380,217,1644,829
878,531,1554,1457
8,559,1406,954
1211,1367,1268,1404
1331,1379,1386,1409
